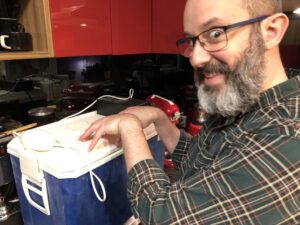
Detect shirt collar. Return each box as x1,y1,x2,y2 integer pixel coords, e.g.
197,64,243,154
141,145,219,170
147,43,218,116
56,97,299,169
257,75,300,109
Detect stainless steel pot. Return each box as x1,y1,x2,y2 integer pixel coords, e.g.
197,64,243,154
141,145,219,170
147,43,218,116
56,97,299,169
27,107,55,126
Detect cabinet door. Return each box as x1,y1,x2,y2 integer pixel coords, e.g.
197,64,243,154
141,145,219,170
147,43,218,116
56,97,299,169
49,0,112,57
110,0,151,55
152,0,186,54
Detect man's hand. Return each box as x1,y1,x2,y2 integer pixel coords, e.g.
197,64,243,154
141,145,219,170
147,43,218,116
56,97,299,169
80,113,153,171
80,105,180,169
80,113,142,151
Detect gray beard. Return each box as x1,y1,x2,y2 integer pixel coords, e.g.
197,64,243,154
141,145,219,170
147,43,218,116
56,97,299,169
195,30,266,117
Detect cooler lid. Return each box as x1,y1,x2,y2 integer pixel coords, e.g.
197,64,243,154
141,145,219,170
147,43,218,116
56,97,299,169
7,111,157,179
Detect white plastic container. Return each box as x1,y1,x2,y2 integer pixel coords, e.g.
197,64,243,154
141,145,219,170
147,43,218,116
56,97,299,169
7,111,164,225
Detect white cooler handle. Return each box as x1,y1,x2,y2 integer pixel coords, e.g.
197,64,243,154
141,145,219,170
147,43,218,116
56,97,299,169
89,170,106,202
21,174,51,216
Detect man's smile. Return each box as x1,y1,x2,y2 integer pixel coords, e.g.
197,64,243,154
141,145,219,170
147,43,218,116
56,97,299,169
203,73,226,88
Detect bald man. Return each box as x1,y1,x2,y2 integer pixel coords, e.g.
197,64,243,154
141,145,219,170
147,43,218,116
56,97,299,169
81,0,300,224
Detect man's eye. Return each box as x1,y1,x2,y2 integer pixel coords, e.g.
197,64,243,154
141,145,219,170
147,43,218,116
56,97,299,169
188,38,195,46
208,29,224,39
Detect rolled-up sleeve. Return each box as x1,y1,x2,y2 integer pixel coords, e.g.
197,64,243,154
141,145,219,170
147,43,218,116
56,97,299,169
127,129,192,225
171,129,192,167
127,159,170,224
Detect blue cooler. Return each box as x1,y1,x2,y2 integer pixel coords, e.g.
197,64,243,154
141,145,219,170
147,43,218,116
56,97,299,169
7,111,164,225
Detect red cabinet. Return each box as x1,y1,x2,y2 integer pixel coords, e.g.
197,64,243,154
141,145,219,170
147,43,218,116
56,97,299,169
152,0,186,54
110,0,151,55
49,0,112,57
49,0,185,57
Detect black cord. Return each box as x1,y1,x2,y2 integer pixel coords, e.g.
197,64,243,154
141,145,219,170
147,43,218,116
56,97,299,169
25,90,34,102
0,79,21,97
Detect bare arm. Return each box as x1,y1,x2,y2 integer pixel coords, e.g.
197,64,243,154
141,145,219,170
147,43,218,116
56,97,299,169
79,106,181,171
120,106,180,154
80,113,154,171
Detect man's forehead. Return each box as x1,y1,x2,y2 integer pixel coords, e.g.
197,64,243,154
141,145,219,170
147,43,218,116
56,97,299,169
185,0,245,12
183,0,249,34
183,17,224,36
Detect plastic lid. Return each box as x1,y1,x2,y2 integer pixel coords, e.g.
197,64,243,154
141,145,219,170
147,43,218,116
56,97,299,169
7,111,157,179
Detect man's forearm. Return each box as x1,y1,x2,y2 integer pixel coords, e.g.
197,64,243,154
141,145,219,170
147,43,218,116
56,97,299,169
153,109,181,154
119,118,154,172
120,106,181,154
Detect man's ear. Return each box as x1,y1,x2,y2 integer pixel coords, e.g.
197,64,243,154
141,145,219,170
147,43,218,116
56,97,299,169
260,13,289,50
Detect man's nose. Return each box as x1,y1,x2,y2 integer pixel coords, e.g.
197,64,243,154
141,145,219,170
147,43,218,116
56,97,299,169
189,41,212,68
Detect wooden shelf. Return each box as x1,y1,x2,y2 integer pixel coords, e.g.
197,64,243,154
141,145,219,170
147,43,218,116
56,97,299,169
0,0,54,60
0,51,51,60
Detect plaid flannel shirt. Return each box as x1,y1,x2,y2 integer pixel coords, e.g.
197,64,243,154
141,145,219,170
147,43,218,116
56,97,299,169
127,75,300,225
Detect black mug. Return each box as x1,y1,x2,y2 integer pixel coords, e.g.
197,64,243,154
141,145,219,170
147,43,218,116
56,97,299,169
0,32,32,51
0,18,24,32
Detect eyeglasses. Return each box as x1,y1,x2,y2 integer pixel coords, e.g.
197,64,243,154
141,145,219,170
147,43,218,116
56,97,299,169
176,15,268,58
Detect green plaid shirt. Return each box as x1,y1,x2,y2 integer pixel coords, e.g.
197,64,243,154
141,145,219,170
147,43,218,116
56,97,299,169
127,75,300,225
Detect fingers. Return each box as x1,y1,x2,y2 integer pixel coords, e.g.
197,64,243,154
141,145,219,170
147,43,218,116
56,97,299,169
81,116,118,151
79,128,93,141
79,118,105,141
88,130,103,151
80,114,138,152
86,119,108,151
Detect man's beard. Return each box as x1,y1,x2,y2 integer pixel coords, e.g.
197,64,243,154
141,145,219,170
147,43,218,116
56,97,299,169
195,30,266,117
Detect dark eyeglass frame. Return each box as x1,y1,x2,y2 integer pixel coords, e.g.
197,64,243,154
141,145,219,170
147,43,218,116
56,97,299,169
176,15,268,55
